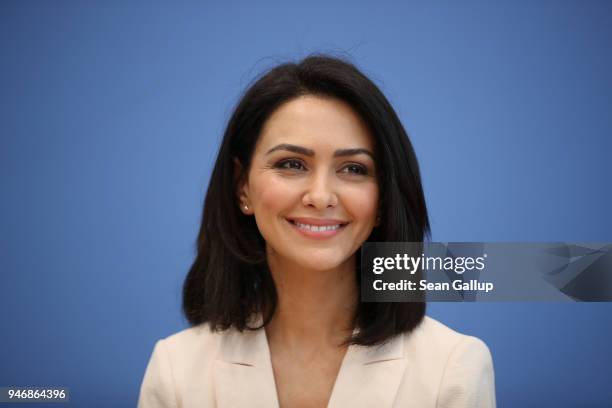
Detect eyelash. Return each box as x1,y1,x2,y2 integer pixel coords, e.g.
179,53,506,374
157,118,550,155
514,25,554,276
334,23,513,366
274,159,369,176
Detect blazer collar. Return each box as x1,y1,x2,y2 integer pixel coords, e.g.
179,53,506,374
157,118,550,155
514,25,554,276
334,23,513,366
214,315,407,407
217,322,269,366
214,319,280,407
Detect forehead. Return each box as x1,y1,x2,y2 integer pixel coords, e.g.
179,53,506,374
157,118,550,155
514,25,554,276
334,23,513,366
256,95,375,153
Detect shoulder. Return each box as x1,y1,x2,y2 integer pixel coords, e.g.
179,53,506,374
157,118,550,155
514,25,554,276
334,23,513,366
396,316,496,408
154,324,226,387
159,323,222,361
137,324,223,408
402,316,492,360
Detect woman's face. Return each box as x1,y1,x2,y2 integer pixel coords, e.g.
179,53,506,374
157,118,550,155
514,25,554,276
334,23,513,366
239,95,379,273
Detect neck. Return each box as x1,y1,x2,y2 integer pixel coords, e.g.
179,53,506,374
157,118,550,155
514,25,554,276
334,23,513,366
264,250,358,351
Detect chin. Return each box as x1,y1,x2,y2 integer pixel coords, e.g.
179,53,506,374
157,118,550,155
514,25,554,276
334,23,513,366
267,243,356,273
301,262,343,273
292,252,352,273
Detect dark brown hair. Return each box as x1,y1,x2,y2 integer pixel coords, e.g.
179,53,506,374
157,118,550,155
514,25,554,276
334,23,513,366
183,54,429,346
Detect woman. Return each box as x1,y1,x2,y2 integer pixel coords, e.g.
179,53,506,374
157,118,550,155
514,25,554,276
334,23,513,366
138,55,495,408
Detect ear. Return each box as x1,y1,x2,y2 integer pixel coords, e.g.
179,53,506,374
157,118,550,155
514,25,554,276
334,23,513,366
233,157,252,214
374,207,382,227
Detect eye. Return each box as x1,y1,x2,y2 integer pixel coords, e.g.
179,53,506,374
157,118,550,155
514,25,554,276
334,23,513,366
274,159,307,171
340,163,368,175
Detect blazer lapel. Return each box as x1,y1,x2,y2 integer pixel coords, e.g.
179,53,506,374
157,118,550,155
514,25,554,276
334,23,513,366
213,324,280,408
327,333,407,408
213,318,407,408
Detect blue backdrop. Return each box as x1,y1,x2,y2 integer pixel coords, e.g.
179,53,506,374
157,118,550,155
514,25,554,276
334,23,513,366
1,1,611,407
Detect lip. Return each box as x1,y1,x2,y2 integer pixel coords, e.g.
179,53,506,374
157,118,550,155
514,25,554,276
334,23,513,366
286,217,349,226
285,217,349,240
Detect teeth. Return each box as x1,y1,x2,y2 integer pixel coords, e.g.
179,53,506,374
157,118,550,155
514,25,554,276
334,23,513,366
294,222,341,232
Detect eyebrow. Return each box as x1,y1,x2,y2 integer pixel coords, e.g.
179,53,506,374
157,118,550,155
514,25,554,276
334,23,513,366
265,143,375,160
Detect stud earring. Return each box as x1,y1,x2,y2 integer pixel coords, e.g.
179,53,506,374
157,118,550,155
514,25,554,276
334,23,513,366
243,204,249,211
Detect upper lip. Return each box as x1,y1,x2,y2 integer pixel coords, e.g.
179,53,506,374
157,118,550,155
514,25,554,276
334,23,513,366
286,217,349,226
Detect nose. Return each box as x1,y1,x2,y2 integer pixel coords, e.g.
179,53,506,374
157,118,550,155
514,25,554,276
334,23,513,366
302,169,338,210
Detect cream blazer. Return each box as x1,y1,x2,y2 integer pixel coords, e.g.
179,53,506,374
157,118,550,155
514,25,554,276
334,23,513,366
138,316,495,408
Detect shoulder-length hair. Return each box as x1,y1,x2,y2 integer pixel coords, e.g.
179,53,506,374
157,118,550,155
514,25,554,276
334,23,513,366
183,54,430,346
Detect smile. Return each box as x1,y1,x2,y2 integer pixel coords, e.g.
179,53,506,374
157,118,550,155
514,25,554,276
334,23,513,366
285,218,348,240
295,222,341,232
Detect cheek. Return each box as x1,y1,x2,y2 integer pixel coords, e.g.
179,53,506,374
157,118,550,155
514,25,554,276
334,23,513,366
343,183,379,221
251,176,295,213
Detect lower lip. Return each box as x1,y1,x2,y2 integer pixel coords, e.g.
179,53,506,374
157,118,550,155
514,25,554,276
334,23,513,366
286,219,347,240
